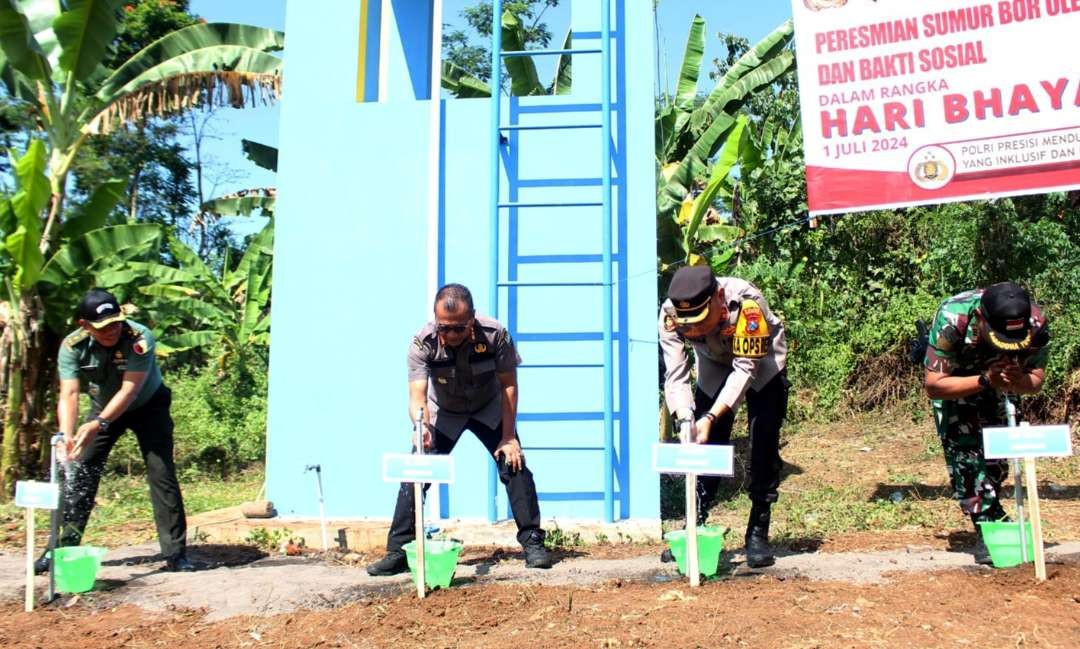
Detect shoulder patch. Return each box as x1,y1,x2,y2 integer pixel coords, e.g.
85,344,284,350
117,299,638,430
63,330,89,350
732,299,769,358
663,315,677,332
132,338,149,355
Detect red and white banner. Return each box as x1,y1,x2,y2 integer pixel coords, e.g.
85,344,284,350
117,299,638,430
792,0,1080,215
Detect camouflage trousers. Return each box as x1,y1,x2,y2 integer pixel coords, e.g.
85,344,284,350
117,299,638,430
932,391,1010,522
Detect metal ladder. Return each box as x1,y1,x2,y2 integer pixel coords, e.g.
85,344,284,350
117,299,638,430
487,0,623,522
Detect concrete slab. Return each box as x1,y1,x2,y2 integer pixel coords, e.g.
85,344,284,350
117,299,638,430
188,506,663,552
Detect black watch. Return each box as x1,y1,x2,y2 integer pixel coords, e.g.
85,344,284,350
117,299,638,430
94,416,110,432
977,373,991,390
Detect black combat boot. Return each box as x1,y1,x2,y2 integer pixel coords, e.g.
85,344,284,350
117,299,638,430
165,553,195,572
744,502,776,568
34,552,51,575
522,530,553,569
366,551,409,576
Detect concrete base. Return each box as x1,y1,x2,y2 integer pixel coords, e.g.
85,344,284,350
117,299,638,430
188,506,662,552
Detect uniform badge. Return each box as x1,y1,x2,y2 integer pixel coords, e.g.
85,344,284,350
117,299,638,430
474,343,487,354
732,299,769,358
663,315,677,332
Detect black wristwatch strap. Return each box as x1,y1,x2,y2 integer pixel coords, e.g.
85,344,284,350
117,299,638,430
94,416,110,431
978,373,991,389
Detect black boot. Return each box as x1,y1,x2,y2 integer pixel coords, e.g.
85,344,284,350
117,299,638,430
366,551,409,576
744,502,776,568
521,530,552,569
34,551,51,575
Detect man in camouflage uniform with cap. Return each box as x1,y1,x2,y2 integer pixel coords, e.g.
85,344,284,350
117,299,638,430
39,288,192,574
659,266,789,568
367,283,551,575
923,281,1049,563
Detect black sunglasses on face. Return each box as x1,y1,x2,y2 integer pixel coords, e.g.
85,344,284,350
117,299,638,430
436,323,470,334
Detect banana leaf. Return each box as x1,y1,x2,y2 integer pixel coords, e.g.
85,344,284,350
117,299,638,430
0,0,50,81
501,11,543,96
241,139,278,172
53,0,122,82
39,223,161,285
61,177,125,241
674,15,705,111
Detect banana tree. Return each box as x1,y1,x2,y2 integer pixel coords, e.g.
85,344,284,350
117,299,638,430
95,222,274,370
200,138,277,219
441,10,572,97
0,142,162,492
656,18,796,267
0,0,283,495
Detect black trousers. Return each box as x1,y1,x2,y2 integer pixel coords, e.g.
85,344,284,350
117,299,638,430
385,418,543,553
60,385,187,559
695,371,789,507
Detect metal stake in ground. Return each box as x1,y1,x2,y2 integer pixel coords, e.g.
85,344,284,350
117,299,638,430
984,410,1072,582
1003,398,1028,564
47,432,64,603
304,465,329,551
413,408,426,599
15,479,60,612
681,419,700,587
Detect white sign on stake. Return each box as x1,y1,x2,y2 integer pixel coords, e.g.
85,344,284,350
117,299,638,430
15,481,59,510
382,453,456,484
982,424,1072,459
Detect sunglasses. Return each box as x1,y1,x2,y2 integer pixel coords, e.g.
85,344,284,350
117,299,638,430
436,323,471,334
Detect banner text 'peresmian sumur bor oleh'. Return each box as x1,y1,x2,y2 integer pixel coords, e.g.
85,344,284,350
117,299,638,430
792,0,1080,215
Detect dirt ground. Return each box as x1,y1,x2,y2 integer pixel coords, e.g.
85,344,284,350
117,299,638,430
1,411,1077,648
1,551,1078,648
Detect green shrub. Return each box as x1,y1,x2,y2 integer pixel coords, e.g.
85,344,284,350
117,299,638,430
732,190,1080,418
106,351,268,476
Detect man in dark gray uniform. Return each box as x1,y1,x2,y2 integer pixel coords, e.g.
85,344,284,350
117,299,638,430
367,283,551,575
659,266,789,567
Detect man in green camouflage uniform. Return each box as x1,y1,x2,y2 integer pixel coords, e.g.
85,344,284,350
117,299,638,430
923,282,1049,563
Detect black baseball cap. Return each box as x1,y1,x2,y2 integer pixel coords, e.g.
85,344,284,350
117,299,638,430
76,288,126,329
981,282,1032,350
667,266,717,325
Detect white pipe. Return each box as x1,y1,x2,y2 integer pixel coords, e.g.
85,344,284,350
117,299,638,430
425,0,445,524
414,408,427,598
378,0,392,101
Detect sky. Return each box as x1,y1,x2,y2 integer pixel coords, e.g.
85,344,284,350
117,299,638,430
185,0,792,235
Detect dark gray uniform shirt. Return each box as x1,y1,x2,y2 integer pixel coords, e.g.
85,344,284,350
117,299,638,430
659,276,787,415
407,315,521,438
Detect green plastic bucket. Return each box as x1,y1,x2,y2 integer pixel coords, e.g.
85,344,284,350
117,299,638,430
402,540,464,589
664,526,726,577
978,521,1034,568
52,546,107,593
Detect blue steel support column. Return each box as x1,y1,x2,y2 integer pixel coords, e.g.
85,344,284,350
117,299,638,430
601,0,615,523
487,0,504,523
